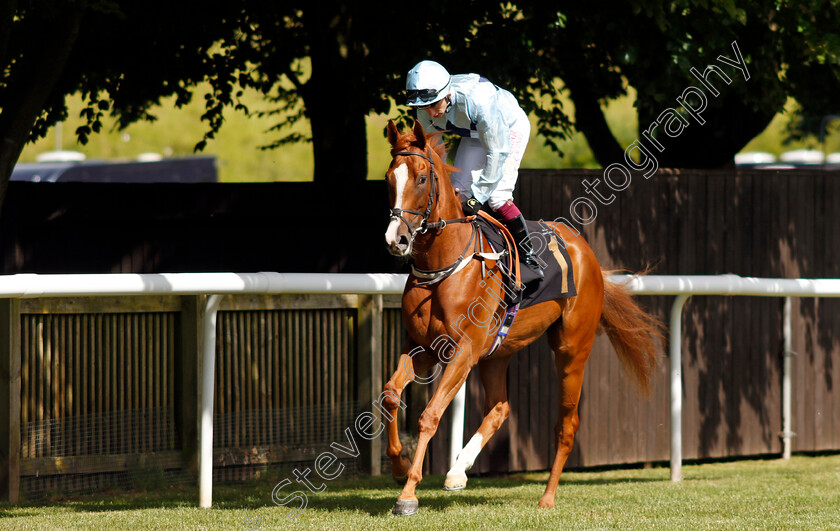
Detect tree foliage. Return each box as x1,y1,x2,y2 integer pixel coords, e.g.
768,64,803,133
0,0,249,207
1,1,838,212
432,1,840,168
229,2,498,182
0,1,481,206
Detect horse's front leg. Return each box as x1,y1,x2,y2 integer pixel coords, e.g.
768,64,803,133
382,339,438,481
393,354,474,516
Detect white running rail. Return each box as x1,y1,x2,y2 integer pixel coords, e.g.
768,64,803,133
613,274,840,480
0,273,838,502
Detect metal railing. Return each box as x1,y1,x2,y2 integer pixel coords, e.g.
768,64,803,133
615,275,840,480
0,273,838,505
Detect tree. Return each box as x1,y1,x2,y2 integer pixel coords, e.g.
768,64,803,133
3,1,838,216
442,1,840,168
232,2,485,183
0,1,485,212
0,0,250,211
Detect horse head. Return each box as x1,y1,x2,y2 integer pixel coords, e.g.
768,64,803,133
384,119,458,257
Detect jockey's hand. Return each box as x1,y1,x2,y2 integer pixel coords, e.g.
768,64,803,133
461,196,483,216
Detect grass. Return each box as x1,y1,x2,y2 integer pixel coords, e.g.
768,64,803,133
1,454,838,529
741,98,840,156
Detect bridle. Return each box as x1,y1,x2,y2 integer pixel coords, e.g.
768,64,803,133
388,148,441,242
388,146,498,287
388,147,470,244
387,144,523,358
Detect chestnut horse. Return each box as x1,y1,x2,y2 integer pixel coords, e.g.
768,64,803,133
382,119,663,516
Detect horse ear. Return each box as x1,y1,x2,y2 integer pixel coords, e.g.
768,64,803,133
387,120,400,147
412,119,427,150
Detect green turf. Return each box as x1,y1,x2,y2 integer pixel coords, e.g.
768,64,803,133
1,454,838,529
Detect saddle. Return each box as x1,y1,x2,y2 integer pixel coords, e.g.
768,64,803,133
474,211,576,310
408,211,577,359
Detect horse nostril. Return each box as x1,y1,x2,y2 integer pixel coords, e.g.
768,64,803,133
398,235,409,248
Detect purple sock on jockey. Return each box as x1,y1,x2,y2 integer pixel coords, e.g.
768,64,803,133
494,200,522,222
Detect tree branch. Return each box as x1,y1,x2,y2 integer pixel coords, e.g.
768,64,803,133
0,2,87,211
564,78,625,167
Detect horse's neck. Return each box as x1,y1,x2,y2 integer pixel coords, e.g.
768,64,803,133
413,195,480,271
413,221,477,271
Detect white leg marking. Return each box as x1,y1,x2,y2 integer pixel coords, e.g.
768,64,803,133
444,433,483,490
454,433,484,471
385,163,409,247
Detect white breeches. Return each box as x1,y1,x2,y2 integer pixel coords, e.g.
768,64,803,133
449,118,530,210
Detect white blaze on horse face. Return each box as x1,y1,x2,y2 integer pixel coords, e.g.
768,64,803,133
385,162,410,251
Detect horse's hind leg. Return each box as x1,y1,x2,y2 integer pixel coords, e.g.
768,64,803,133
539,305,600,509
443,355,512,490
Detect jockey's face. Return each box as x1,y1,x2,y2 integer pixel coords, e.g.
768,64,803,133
420,97,448,118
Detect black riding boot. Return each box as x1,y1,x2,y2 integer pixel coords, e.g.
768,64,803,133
504,215,545,279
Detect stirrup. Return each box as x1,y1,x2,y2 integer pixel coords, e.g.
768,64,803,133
521,249,545,279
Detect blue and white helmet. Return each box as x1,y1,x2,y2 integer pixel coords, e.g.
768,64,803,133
406,60,451,107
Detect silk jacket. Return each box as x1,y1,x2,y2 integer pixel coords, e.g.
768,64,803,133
416,74,527,204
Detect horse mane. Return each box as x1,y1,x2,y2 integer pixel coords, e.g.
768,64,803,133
390,122,458,176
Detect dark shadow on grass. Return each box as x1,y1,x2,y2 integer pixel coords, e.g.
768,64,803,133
273,473,670,517
5,485,207,514
6,469,673,515
307,490,513,516
557,477,664,486
469,474,666,488
16,498,200,513
0,508,44,518
306,477,665,516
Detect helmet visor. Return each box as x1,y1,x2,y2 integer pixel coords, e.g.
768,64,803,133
407,86,447,106
407,88,439,101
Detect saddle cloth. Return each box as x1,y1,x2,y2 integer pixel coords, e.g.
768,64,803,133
474,216,576,309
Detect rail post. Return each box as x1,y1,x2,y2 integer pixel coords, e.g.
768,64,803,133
669,294,690,482
199,295,222,508
358,294,384,475
782,297,795,459
0,299,20,502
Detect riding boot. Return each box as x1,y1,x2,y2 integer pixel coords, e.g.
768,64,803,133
504,215,545,279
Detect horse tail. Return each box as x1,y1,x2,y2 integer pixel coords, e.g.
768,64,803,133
599,270,665,395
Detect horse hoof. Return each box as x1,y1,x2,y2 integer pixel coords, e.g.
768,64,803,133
392,498,419,516
443,472,468,491
538,497,555,509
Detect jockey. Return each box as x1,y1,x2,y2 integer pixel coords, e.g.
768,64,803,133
405,60,544,279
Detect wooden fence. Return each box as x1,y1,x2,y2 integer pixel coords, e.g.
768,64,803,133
0,169,837,498
423,168,840,474
514,168,839,467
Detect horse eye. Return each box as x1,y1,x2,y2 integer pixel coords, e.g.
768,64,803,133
418,175,427,185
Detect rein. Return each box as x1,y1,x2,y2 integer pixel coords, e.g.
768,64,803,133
388,148,515,292
388,146,521,358
410,222,484,287
389,147,479,287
